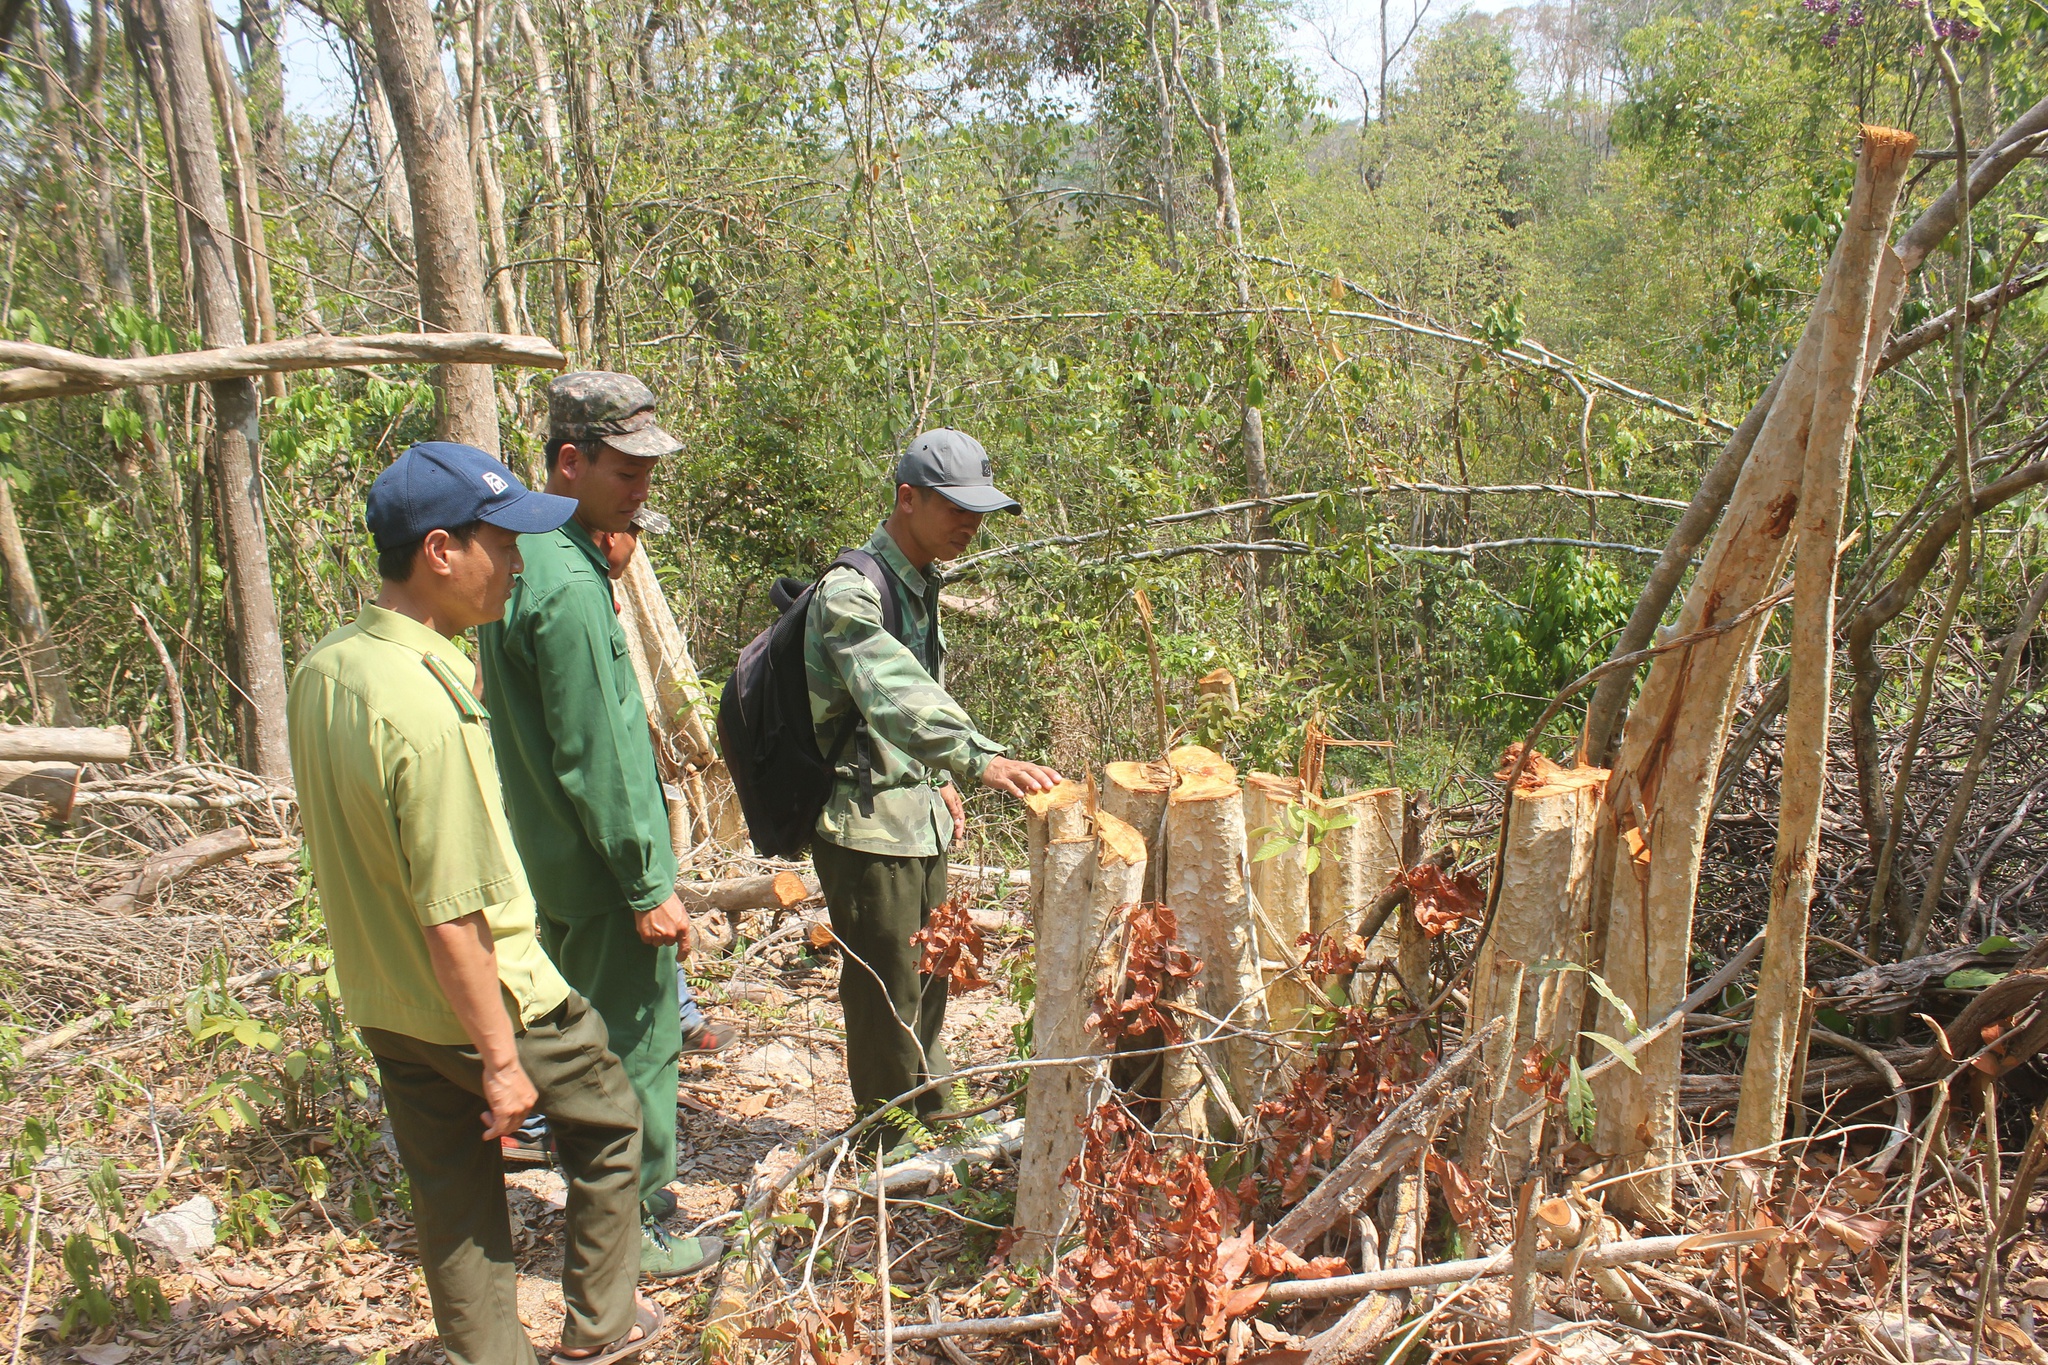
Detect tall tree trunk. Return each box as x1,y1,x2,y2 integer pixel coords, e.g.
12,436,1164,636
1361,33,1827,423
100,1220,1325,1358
512,0,583,350
1730,128,1916,1183
198,8,284,399
153,0,291,779
1175,0,1272,583
0,473,78,725
123,0,196,325
1578,91,2048,766
26,2,105,309
559,0,613,364
355,46,417,259
362,0,499,450
453,0,522,335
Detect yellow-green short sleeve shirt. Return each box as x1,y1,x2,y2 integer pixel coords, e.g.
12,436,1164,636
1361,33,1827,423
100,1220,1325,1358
288,604,570,1046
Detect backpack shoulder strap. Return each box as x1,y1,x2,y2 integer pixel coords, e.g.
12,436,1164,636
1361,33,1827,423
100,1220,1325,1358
827,548,905,647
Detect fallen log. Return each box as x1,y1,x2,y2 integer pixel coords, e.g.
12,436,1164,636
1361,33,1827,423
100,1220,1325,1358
676,870,815,913
1816,940,2029,1015
0,724,132,764
823,1118,1026,1216
0,332,567,402
891,1229,1783,1343
0,761,80,819
99,826,255,911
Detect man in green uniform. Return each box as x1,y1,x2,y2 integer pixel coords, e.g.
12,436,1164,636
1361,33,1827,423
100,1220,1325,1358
478,374,720,1277
806,429,1062,1140
289,441,664,1365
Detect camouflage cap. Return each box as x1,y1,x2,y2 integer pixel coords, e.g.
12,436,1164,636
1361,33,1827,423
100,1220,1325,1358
546,371,682,458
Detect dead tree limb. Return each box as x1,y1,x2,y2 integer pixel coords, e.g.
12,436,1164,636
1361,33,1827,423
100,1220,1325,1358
98,825,254,911
0,724,132,763
0,332,566,402
1873,264,2048,375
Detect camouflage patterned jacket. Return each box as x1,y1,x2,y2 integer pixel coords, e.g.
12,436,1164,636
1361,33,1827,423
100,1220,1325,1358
805,526,1005,856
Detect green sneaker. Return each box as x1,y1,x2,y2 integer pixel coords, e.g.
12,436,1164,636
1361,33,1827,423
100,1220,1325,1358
640,1223,722,1278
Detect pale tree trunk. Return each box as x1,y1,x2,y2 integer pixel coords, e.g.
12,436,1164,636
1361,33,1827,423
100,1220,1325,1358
1731,127,1917,1181
1309,787,1403,991
1014,806,1146,1263
197,14,283,399
123,0,197,324
560,1,613,364
1165,747,1261,1114
153,0,292,780
453,0,523,335
511,0,583,350
1177,0,1273,582
1247,773,1312,1036
1588,128,1929,1215
1578,92,2048,767
1464,765,1605,1176
356,49,417,259
26,3,105,309
362,0,499,451
0,474,78,725
238,0,325,333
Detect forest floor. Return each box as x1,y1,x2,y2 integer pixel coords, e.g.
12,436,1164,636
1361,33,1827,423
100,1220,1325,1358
5,777,2048,1365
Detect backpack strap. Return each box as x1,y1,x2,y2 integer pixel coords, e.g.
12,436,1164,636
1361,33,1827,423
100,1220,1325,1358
820,548,927,807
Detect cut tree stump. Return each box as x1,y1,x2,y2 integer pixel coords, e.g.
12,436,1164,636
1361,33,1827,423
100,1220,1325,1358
1246,772,1312,1036
1311,787,1404,1001
1013,806,1146,1262
1164,746,1262,1116
1464,763,1606,1173
1024,779,1091,923
0,725,133,764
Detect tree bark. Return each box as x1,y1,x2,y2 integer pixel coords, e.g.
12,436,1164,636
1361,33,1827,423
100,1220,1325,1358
1732,127,1917,1177
0,476,78,725
198,12,283,399
453,0,523,335
1578,91,2048,766
152,0,291,780
355,45,416,259
1247,772,1312,1035
0,724,131,762
1165,747,1261,1110
511,0,586,352
362,0,499,451
1014,808,1145,1263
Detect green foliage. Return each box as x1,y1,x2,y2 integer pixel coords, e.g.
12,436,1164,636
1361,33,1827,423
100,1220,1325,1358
1462,550,1631,742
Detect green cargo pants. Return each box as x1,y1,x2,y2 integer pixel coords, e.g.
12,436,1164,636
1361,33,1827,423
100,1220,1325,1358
536,907,680,1214
363,993,640,1365
812,838,951,1123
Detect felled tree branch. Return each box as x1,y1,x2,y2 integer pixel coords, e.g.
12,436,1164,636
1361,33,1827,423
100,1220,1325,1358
0,331,567,402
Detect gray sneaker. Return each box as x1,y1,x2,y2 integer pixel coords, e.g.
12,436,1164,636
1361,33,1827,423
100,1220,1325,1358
640,1223,721,1278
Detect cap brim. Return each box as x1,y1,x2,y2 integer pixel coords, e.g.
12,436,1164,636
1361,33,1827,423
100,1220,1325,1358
479,488,579,534
932,484,1023,515
606,424,683,458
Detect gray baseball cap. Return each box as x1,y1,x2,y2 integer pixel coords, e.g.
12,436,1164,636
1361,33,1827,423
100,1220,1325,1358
893,429,1022,515
546,372,682,459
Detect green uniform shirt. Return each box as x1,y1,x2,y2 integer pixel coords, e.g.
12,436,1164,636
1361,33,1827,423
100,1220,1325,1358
478,520,678,917
287,604,570,1046
805,526,1005,856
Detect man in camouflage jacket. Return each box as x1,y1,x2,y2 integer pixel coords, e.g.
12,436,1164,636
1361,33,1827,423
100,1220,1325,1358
805,430,1062,1136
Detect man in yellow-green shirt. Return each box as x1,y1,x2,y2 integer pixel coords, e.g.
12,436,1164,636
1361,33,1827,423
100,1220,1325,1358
290,442,665,1365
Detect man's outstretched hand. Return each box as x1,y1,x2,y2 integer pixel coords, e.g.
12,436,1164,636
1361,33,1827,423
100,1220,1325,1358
979,756,1063,798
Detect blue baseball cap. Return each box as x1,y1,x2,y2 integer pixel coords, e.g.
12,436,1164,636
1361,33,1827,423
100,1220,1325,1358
365,442,577,548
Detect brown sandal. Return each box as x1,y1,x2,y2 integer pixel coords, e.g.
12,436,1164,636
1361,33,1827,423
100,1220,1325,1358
551,1296,669,1365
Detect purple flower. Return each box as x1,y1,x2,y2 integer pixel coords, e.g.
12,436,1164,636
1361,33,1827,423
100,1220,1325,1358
1844,4,1865,23
1820,20,1842,44
1803,0,1841,13
1911,39,1926,52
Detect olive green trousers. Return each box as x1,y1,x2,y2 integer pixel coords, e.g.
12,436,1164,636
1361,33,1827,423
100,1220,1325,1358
812,837,952,1124
364,993,641,1365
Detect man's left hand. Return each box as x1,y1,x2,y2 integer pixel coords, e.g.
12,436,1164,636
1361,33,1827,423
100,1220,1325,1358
941,783,966,848
635,893,696,950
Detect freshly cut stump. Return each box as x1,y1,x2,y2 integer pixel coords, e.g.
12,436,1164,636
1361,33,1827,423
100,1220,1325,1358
1165,749,1262,1116
1246,773,1312,1037
1464,766,1607,1171
1013,809,1147,1262
1102,760,1172,896
1310,788,1404,1002
1024,779,1091,922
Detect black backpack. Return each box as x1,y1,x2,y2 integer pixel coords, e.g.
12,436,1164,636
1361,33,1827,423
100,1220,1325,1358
717,549,922,858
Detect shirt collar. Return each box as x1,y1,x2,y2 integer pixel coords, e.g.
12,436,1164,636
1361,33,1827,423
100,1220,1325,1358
559,518,611,576
356,603,476,683
869,525,937,597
